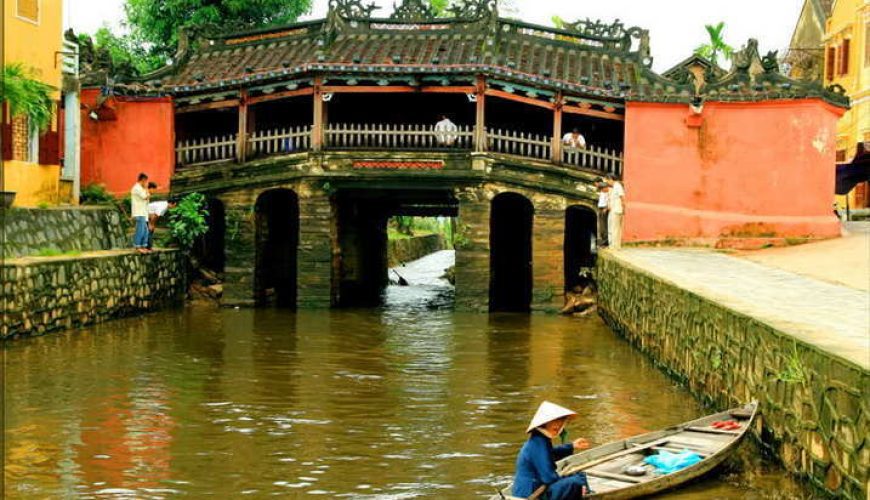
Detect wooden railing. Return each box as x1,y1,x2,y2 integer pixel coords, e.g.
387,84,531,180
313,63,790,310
485,127,551,161
563,146,623,176
325,123,474,150
175,124,623,177
176,134,237,166
248,126,312,158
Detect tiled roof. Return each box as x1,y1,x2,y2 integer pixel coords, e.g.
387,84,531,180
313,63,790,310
110,0,845,108
136,0,683,103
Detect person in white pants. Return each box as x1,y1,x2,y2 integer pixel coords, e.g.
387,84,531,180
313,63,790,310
607,177,625,249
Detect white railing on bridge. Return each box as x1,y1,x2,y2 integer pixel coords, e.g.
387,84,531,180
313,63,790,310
175,124,623,177
563,145,623,177
176,134,237,166
485,127,551,161
325,123,474,150
248,125,312,157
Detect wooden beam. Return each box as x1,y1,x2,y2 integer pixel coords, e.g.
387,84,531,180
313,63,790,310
552,93,563,163
175,99,240,114
237,89,248,163
485,89,555,110
312,77,324,152
421,85,476,94
563,104,625,122
246,87,314,106
474,75,486,152
321,85,416,94
319,85,475,94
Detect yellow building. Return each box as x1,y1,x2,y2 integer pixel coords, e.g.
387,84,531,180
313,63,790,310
1,0,72,207
824,0,869,210
786,0,833,81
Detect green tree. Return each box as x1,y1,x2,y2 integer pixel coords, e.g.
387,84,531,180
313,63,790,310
694,22,733,66
78,27,164,79
125,0,313,63
168,193,210,250
1,64,55,131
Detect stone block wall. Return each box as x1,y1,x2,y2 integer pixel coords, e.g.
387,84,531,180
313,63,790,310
387,234,447,268
597,253,869,499
1,207,126,258
1,250,186,339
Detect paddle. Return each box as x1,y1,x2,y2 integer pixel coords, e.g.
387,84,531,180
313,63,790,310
391,269,410,286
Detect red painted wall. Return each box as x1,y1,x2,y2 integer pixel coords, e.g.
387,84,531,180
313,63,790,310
81,89,175,196
623,100,844,245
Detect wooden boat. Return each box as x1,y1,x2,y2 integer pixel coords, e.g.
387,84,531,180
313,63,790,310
492,401,758,499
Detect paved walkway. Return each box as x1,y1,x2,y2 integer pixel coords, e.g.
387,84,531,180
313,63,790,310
738,222,869,291
612,248,870,369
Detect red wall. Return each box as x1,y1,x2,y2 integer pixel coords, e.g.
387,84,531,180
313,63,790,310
623,100,844,245
81,89,175,196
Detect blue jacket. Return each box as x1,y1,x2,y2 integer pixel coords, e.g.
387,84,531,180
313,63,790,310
512,431,574,498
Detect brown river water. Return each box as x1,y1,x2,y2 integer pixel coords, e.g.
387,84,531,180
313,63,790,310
3,252,813,498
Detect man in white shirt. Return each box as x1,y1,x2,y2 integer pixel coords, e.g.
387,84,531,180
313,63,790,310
597,181,610,247
562,128,587,150
434,114,459,146
131,173,151,253
607,176,626,249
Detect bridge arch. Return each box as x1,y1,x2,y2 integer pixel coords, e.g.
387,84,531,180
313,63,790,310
489,192,534,312
255,188,300,307
564,205,597,292
195,197,226,274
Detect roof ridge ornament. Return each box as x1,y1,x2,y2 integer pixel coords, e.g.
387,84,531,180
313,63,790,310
445,0,498,20
556,18,650,58
329,0,379,19
389,0,437,21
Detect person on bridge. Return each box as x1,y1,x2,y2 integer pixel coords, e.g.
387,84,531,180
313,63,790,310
512,401,591,499
434,114,459,146
562,128,587,150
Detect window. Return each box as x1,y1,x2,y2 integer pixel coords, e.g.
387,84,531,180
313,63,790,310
839,39,851,75
826,46,836,81
11,115,39,162
16,0,39,23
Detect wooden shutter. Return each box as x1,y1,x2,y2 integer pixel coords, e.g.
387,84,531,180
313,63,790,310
38,106,61,165
840,39,850,75
1,104,12,161
826,47,836,81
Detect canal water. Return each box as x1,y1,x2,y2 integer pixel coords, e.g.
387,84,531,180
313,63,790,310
4,251,810,498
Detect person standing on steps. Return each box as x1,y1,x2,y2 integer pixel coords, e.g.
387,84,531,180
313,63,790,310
131,173,151,254
597,181,610,247
607,175,625,250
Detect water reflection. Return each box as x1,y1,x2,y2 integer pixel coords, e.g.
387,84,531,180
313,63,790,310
3,252,810,498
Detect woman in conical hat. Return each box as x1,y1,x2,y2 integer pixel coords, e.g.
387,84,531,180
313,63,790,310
511,401,591,499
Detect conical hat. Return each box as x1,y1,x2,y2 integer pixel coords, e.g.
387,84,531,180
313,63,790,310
526,401,577,433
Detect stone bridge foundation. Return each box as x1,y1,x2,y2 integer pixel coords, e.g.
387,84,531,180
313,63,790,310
214,183,591,312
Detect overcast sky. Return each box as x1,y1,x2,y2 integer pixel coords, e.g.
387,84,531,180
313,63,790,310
65,0,803,72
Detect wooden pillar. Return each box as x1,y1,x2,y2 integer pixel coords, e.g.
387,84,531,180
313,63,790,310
237,89,248,163
312,76,324,152
474,75,486,152
552,93,563,164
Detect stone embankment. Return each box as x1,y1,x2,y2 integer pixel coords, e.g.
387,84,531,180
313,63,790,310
1,207,186,339
387,234,448,268
2,207,126,258
597,249,868,499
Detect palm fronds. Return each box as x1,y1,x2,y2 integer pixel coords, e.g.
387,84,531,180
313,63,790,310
1,63,56,131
